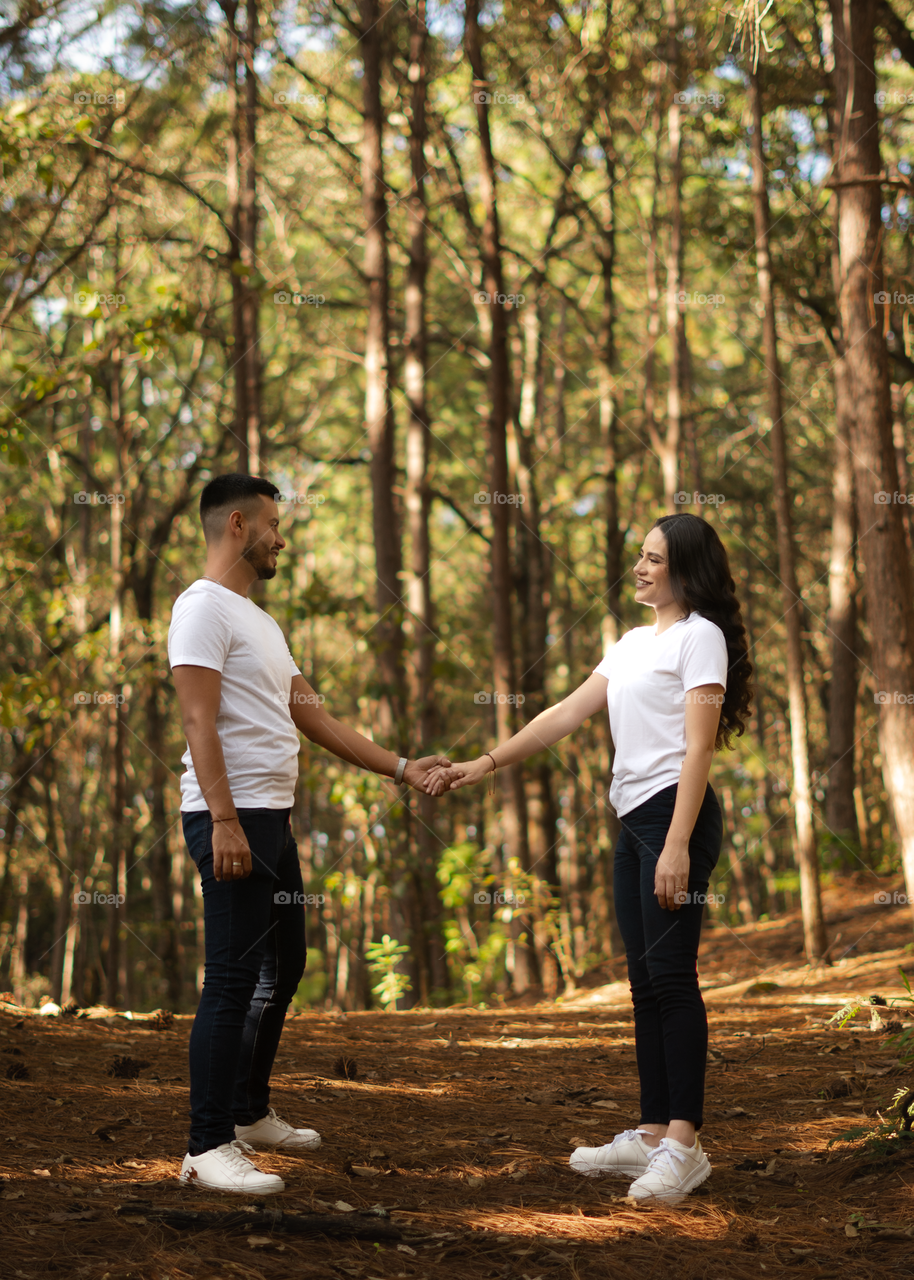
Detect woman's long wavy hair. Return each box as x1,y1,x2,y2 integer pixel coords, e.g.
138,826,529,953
652,513,753,750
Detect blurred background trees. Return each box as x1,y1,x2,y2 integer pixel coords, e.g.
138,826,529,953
2,0,914,1012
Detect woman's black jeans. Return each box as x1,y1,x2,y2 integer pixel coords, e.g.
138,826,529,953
182,808,307,1156
613,781,722,1129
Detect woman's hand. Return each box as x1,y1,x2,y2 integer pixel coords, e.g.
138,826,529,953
424,756,494,795
654,842,691,911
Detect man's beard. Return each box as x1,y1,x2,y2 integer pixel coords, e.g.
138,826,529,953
242,533,277,580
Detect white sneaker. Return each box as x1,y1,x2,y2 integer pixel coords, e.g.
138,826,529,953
235,1106,321,1151
569,1128,656,1179
179,1139,285,1195
627,1136,710,1204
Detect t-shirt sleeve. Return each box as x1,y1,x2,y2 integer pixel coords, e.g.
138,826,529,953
680,620,728,691
287,647,302,679
167,593,232,673
593,652,613,679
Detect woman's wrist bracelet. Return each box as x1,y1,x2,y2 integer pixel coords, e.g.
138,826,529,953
484,751,497,795
212,815,238,824
394,756,408,786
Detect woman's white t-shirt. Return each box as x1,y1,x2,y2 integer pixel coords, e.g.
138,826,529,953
593,612,728,818
167,579,302,811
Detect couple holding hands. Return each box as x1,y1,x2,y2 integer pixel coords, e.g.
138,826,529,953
168,474,752,1205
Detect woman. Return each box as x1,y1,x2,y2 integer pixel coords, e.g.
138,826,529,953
426,513,752,1204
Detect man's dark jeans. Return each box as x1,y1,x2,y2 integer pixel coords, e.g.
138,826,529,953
613,782,722,1129
182,808,306,1155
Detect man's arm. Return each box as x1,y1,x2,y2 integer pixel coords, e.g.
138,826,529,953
287,674,447,787
172,665,252,881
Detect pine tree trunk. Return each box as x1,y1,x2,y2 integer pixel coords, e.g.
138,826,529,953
223,1,248,471
241,0,261,473
403,0,446,999
661,0,683,510
360,0,405,743
829,0,914,910
826,353,859,845
748,70,828,961
464,0,530,990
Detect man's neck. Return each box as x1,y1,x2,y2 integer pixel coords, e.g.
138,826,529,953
202,562,256,598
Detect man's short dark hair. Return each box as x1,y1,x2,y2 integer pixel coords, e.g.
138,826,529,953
200,474,280,540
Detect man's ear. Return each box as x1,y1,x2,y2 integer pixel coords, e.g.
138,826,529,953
226,507,247,538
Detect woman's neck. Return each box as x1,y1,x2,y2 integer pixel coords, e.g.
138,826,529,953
653,601,688,634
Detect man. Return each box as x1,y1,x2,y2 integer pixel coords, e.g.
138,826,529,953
168,473,447,1194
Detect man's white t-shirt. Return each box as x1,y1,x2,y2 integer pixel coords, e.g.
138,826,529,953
167,579,302,811
593,611,728,818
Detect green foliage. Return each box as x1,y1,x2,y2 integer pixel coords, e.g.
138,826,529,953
365,935,412,1012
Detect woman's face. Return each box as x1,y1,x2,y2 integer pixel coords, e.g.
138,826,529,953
633,527,677,609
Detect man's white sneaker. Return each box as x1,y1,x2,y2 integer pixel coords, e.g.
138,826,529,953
569,1128,656,1179
627,1136,710,1204
179,1139,285,1195
234,1106,321,1151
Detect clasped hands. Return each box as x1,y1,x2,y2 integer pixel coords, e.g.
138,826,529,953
421,755,492,796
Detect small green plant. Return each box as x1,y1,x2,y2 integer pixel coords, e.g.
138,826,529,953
828,968,914,1155
365,934,412,1012
828,1088,914,1156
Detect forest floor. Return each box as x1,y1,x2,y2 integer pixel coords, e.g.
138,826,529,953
2,870,914,1280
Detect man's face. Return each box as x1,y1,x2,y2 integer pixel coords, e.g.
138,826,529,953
241,496,285,580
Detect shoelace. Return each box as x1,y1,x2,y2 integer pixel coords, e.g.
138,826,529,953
606,1128,653,1149
607,1128,640,1147
645,1139,692,1176
262,1107,295,1132
216,1139,258,1172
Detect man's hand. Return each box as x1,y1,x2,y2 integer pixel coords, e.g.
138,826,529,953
424,756,492,795
403,755,453,792
212,819,253,882
654,843,691,911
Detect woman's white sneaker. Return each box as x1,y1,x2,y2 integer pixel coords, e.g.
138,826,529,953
235,1106,321,1151
569,1128,656,1179
180,1139,285,1194
627,1136,710,1204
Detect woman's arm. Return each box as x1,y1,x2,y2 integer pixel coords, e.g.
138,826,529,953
426,672,610,793
653,685,724,911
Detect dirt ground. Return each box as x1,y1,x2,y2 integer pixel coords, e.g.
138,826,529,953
2,871,914,1280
